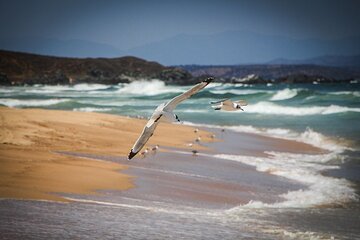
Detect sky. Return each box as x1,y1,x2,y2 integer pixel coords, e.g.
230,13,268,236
0,0,359,64
1,0,359,49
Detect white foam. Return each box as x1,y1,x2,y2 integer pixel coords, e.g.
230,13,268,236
73,107,112,112
327,91,360,97
247,101,360,115
0,88,16,93
209,89,268,95
217,152,357,209
64,197,213,216
116,79,184,96
0,98,69,107
39,83,109,92
180,109,208,113
270,88,298,101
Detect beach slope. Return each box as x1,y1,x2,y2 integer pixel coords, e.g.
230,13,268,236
0,107,209,201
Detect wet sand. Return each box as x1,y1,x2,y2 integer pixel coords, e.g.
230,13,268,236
0,106,325,207
58,126,324,209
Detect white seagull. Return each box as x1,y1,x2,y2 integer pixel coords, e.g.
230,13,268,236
210,99,247,111
128,77,214,160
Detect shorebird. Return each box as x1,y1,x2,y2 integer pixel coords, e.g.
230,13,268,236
192,150,198,156
211,99,247,111
195,137,201,143
194,128,199,133
140,148,150,158
128,77,214,160
151,145,159,152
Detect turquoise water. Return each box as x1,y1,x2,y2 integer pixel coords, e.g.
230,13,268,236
1,80,359,147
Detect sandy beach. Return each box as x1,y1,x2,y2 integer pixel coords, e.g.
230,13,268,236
0,107,211,202
1,106,323,205
1,106,359,239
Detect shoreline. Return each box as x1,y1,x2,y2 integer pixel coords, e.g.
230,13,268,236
0,107,211,202
0,106,336,207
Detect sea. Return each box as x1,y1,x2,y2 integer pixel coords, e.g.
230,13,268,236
1,80,360,239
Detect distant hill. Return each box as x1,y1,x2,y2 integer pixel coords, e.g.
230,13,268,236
1,32,359,66
0,50,191,85
180,64,360,80
268,55,360,68
126,31,360,65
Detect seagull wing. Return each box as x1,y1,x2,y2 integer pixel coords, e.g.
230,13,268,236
210,98,229,104
163,77,214,112
128,114,162,160
234,100,248,106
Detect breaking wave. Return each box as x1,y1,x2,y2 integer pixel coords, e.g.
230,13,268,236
245,101,360,116
0,98,70,107
217,152,357,209
270,88,298,101
116,80,185,96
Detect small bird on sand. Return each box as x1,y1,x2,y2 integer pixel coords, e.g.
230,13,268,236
151,145,159,152
194,128,199,133
211,99,247,111
210,134,216,139
192,150,198,156
195,137,201,143
128,77,214,160
140,148,149,158
187,143,193,147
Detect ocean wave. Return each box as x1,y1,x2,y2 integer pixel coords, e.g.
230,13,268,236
229,126,351,152
209,89,269,95
0,98,70,107
270,88,298,101
116,80,185,96
327,91,360,97
217,152,357,209
73,107,112,112
0,88,17,93
29,84,111,92
246,101,360,115
179,109,209,113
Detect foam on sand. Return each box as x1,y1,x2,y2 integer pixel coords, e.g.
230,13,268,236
217,151,358,209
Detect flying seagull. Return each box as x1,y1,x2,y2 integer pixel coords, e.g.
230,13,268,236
211,99,247,111
128,77,214,160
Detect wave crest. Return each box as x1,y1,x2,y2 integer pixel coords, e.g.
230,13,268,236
270,88,298,101
246,101,360,116
116,80,184,96
217,152,357,209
